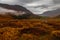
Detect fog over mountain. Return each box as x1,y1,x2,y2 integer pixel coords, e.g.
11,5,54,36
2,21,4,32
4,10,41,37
0,0,60,14
0,3,33,16
40,8,60,17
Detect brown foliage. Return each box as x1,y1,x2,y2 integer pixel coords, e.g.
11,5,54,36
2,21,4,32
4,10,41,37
0,16,59,40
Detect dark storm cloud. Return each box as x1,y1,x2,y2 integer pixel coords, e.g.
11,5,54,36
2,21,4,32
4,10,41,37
0,0,38,5
18,0,38,3
53,0,60,4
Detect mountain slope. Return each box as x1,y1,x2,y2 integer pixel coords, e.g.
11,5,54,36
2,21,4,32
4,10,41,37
41,8,60,17
0,3,46,19
0,3,33,14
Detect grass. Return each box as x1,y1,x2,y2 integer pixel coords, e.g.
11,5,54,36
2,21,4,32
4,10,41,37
0,16,60,40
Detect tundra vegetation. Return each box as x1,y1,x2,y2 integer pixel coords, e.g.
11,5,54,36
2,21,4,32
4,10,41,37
0,13,60,40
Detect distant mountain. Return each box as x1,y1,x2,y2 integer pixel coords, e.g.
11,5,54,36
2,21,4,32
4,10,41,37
0,3,47,19
40,9,60,17
0,3,41,19
0,3,33,15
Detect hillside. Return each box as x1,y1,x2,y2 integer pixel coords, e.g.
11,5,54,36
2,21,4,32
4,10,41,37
0,3,33,14
0,12,48,19
40,8,60,17
0,3,47,19
54,15,60,18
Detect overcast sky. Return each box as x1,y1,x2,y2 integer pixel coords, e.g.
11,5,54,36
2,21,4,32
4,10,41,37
0,0,60,14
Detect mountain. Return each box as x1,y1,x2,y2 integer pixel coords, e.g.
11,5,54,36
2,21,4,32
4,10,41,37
40,8,60,17
0,3,33,15
0,3,42,19
0,3,48,19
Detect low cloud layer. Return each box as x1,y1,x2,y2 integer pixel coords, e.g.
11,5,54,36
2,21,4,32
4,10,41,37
0,0,60,14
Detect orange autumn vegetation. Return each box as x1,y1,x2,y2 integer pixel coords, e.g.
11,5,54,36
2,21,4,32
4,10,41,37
0,15,60,40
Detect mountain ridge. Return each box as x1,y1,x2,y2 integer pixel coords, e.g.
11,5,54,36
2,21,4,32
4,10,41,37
0,3,33,15
40,8,60,17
